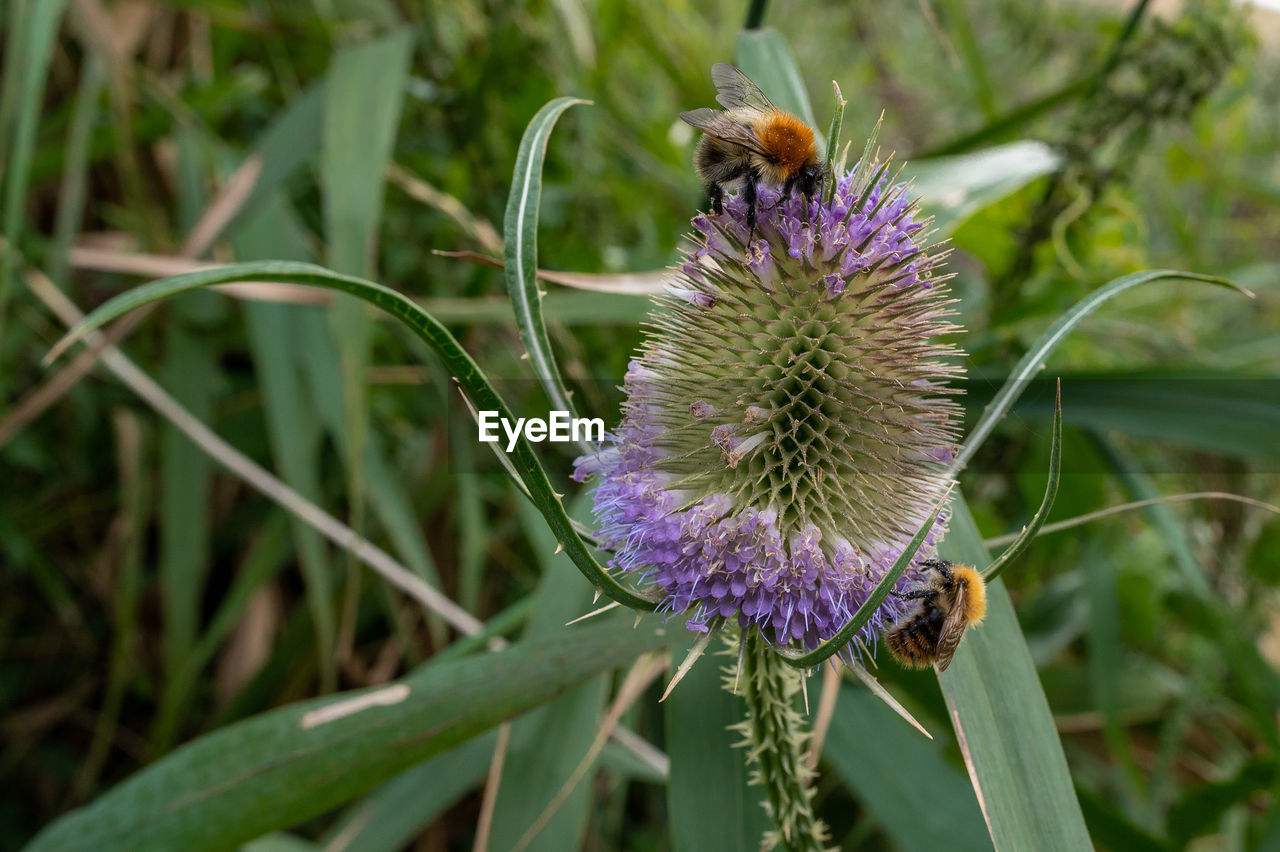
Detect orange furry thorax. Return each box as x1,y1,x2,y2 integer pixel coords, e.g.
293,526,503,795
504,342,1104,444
954,565,988,625
755,112,817,173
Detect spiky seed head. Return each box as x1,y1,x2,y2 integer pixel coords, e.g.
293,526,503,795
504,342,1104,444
575,155,964,659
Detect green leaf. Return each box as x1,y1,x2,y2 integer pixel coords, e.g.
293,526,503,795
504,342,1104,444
25,618,668,852
904,141,1063,236
319,733,497,852
504,97,588,426
666,635,775,852
824,684,991,852
45,261,658,612
981,373,1280,463
952,270,1245,472
323,30,413,275
936,499,1092,851
734,28,818,134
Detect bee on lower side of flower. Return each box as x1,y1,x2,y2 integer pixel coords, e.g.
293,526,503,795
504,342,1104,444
680,63,828,231
884,558,987,672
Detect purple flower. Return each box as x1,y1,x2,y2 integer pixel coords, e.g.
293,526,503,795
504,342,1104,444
576,161,964,661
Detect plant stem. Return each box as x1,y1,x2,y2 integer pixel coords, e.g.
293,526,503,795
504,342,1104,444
737,634,831,852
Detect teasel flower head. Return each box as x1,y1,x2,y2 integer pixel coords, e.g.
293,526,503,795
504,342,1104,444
575,157,964,661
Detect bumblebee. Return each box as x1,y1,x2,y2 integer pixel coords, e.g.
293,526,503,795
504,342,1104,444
885,559,987,672
681,63,828,230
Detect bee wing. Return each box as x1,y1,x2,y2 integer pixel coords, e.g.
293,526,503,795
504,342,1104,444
710,63,777,114
933,580,972,673
679,108,770,156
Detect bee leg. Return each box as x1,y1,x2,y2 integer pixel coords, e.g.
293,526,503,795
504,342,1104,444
921,559,954,580
891,589,939,601
708,183,724,215
743,170,760,238
789,176,815,227
782,175,797,202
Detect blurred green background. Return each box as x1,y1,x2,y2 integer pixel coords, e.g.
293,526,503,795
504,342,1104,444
3,0,1279,849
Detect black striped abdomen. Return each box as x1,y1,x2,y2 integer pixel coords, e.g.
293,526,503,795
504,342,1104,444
885,606,946,667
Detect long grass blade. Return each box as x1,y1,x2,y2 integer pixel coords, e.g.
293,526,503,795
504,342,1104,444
936,499,1092,850
437,249,668,295
365,439,451,647
511,652,666,852
25,619,668,852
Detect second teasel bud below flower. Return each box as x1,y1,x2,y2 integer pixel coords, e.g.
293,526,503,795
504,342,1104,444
575,158,964,660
